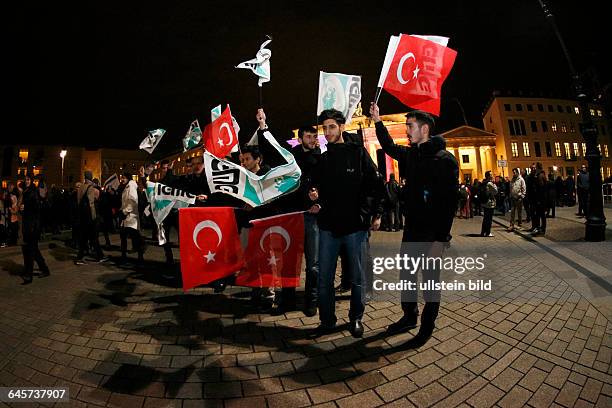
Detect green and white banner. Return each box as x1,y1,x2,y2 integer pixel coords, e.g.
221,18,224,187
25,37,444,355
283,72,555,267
204,130,301,207
317,71,361,124
145,182,195,244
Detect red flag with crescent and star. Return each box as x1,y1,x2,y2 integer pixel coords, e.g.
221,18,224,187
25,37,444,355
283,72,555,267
379,34,457,116
203,104,238,158
235,212,304,288
179,207,244,291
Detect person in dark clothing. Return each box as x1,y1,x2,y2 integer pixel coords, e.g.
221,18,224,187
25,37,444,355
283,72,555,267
554,176,565,207
526,164,538,231
159,159,179,265
271,124,322,316
371,102,459,349
20,175,50,284
384,173,401,231
480,171,497,237
565,175,576,206
310,108,384,339
576,164,589,217
75,171,108,264
546,173,556,218
472,179,482,216
531,163,548,236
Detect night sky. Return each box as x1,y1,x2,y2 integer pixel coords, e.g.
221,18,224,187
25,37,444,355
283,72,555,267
7,1,609,156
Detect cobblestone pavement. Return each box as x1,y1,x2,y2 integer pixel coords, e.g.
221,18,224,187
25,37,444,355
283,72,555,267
0,217,611,407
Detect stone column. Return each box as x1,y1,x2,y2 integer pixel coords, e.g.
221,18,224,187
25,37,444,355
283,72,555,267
475,145,483,180
489,147,497,176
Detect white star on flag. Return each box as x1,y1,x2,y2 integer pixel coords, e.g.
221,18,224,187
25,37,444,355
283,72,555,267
205,251,216,263
413,65,420,79
217,138,224,147
267,253,278,266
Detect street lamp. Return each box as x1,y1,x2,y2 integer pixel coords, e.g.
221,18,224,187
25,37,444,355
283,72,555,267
60,150,67,187
537,0,606,241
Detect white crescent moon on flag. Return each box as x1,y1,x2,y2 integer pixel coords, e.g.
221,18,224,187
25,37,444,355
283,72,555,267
220,122,234,147
396,52,416,85
192,220,223,251
259,226,291,253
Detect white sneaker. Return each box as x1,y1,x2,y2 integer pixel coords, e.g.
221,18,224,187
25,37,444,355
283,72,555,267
487,233,494,237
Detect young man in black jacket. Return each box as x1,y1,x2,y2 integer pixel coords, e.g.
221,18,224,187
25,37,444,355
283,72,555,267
310,109,384,338
370,102,459,348
21,174,50,284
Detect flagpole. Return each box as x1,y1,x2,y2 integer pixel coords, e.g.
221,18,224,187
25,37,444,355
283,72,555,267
258,85,263,108
374,87,383,104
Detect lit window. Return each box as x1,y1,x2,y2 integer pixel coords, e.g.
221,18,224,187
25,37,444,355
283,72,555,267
555,142,561,157
582,143,586,156
574,106,579,114
573,143,580,157
511,142,519,157
523,142,530,157
551,122,558,132
561,122,567,133
608,167,611,178
564,143,571,159
18,149,29,163
1,180,7,189
598,144,602,154
590,109,595,116
604,145,609,157
597,110,603,117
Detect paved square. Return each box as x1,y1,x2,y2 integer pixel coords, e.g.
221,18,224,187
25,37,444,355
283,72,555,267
1,215,610,407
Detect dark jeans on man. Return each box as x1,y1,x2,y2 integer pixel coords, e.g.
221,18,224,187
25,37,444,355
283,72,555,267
385,202,401,230
22,239,49,280
399,240,442,333
535,204,547,233
318,229,367,328
162,211,178,264
120,227,144,261
577,188,589,216
278,213,319,308
481,207,494,236
77,220,104,260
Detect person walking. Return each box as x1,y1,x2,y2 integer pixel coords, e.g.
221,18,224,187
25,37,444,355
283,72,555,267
20,175,50,284
480,171,497,237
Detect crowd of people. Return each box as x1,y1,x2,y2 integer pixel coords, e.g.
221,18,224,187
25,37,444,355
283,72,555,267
4,104,605,347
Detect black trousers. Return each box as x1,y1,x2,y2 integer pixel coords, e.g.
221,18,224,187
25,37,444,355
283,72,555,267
400,242,441,333
577,189,589,216
481,207,494,236
162,211,178,263
77,221,104,260
22,239,49,280
120,227,144,260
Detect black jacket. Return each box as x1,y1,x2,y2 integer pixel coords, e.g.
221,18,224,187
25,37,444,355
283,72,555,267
311,142,384,237
374,121,458,242
281,144,322,212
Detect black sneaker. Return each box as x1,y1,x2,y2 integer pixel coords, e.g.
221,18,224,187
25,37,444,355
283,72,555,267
386,315,417,335
98,256,110,263
349,320,364,338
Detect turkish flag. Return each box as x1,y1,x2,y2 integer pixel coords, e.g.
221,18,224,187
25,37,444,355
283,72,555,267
179,207,244,291
236,212,304,288
380,34,457,116
203,105,238,158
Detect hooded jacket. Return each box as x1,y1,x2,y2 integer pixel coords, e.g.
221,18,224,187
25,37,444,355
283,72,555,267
374,121,459,242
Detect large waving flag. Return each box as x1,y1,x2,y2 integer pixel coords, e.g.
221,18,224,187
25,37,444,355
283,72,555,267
144,181,195,244
204,130,301,207
203,105,239,159
235,37,272,87
179,207,244,291
211,105,240,153
236,212,304,288
317,71,362,124
182,120,202,152
139,129,166,154
103,173,119,191
377,34,457,116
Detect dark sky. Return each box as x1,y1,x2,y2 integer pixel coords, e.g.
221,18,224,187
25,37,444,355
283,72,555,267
7,1,609,156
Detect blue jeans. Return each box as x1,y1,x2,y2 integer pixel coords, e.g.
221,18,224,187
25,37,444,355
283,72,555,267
318,229,367,327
